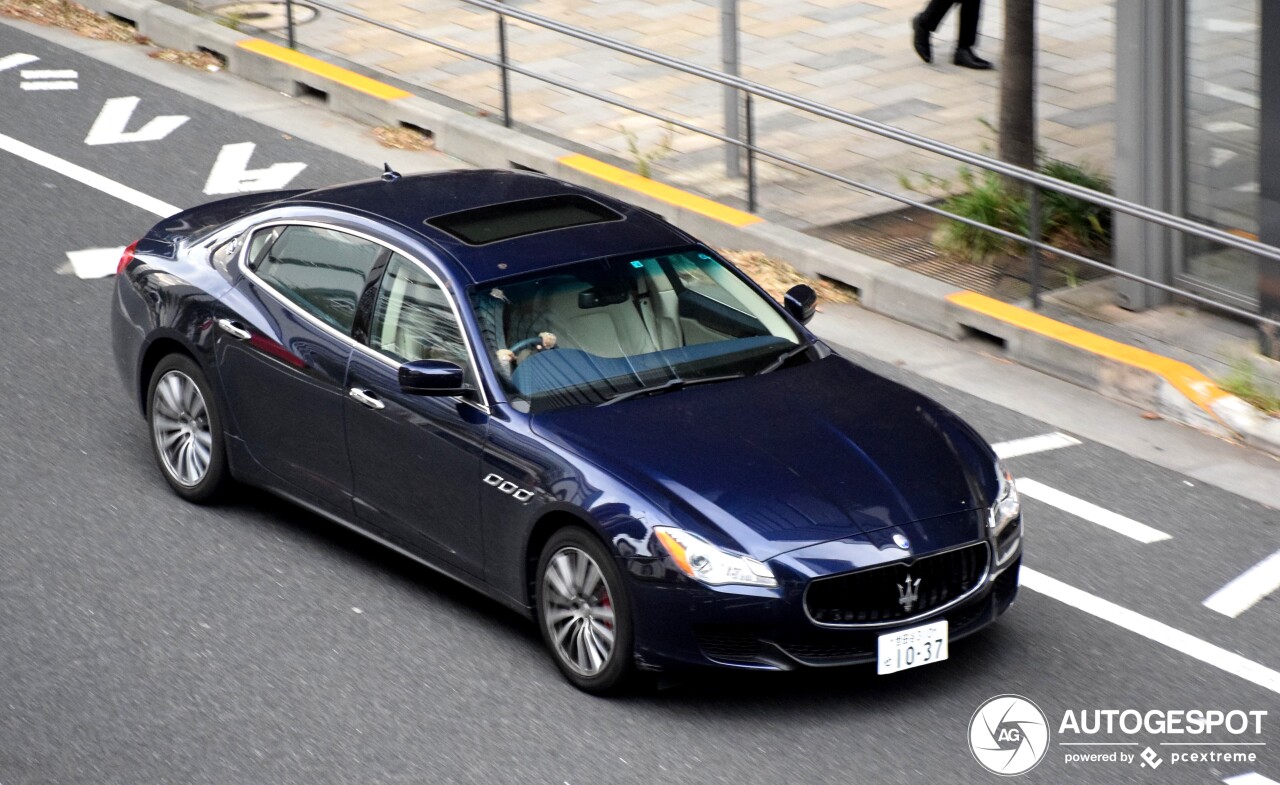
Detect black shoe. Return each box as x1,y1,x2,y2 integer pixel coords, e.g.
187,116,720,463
912,14,932,63
954,47,993,70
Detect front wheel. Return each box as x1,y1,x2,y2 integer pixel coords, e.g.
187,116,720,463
147,354,228,503
536,528,635,694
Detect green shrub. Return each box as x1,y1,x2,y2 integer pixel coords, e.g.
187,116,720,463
1039,159,1111,254
913,158,1113,264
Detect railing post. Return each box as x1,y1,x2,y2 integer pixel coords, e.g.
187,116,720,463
720,0,742,178
285,0,296,49
1028,184,1042,310
744,93,756,213
497,5,512,128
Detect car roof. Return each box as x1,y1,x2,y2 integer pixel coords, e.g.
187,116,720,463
283,169,695,284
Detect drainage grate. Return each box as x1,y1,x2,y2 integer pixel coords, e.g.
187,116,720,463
808,206,1110,302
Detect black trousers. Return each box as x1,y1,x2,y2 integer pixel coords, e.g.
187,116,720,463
918,0,981,49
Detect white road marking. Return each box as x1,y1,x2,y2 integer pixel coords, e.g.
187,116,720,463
1021,568,1280,695
1224,774,1280,785
0,132,179,217
21,69,76,79
1203,550,1280,619
65,247,126,279
992,432,1081,460
84,97,190,146
1016,478,1172,543
21,81,78,91
203,142,306,195
20,69,78,91
0,53,39,72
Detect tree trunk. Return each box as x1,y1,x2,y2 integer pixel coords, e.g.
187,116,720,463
999,0,1036,171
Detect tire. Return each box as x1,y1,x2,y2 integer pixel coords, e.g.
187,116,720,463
535,527,635,694
146,354,228,503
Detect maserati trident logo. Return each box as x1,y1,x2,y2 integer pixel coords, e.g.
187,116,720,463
898,574,922,613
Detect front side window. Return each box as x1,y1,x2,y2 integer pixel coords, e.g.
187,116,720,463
469,247,805,411
252,225,384,334
368,254,472,377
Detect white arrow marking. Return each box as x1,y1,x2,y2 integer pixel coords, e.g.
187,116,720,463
1016,478,1172,543
1203,550,1280,618
0,53,39,72
203,142,306,195
992,432,1081,460
65,247,127,279
84,97,189,146
1223,774,1280,785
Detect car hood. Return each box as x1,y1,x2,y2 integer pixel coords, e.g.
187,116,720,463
529,354,996,560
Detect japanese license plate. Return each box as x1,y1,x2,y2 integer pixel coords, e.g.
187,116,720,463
877,619,948,675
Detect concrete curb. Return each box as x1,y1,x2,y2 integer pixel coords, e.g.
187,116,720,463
69,0,1280,457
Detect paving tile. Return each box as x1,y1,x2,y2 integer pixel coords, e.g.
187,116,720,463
251,0,1141,226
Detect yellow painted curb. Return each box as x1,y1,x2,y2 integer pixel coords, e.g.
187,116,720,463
558,154,762,228
238,39,412,101
947,291,1232,418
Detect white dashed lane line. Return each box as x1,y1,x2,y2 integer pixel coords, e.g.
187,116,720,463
1203,550,1280,619
1022,568,1280,695
992,432,1082,459
1224,773,1280,785
0,131,179,217
1017,478,1173,544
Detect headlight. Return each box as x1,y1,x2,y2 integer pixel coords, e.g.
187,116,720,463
652,526,777,588
989,460,1021,538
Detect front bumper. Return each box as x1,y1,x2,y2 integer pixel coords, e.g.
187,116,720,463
628,550,1020,673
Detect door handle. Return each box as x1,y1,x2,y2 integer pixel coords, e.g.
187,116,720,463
216,318,252,340
348,388,385,410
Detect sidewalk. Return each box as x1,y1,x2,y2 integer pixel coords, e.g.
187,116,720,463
204,0,1116,230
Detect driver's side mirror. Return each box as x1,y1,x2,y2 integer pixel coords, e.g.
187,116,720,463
784,284,817,325
399,359,470,396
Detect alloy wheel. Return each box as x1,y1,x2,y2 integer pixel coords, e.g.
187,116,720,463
540,546,617,676
151,370,213,487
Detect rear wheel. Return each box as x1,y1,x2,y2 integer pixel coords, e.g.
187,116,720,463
536,528,635,694
147,354,227,503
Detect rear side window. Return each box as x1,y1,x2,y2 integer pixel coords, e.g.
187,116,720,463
252,226,384,334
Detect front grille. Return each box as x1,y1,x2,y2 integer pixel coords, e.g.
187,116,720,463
805,542,990,626
695,625,764,663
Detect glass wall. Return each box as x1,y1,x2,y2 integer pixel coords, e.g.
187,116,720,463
1181,0,1261,309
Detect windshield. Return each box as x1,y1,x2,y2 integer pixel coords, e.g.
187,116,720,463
469,247,806,412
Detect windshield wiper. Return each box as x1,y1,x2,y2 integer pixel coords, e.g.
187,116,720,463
597,372,746,407
756,339,814,375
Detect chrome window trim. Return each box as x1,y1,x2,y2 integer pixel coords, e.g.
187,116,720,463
235,218,491,412
801,540,993,630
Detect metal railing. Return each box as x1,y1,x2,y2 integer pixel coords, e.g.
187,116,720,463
274,0,1280,330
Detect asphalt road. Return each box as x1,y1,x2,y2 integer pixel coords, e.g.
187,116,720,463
0,19,1276,785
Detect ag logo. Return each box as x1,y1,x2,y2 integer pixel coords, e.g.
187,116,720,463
968,694,1050,776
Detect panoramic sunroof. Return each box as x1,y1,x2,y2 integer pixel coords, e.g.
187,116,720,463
426,194,622,246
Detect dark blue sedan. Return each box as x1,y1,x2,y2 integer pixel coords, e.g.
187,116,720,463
112,168,1021,693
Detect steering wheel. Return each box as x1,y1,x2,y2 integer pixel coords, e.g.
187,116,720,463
509,335,550,354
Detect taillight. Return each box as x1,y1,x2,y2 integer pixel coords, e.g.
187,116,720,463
116,240,139,275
